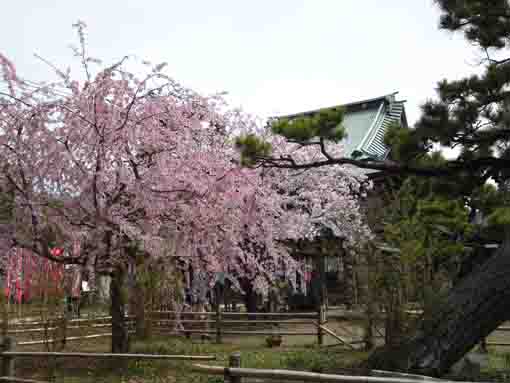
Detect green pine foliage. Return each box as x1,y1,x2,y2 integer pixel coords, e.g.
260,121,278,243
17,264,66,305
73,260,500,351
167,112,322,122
235,134,272,166
235,108,346,166
270,108,347,143
383,176,474,284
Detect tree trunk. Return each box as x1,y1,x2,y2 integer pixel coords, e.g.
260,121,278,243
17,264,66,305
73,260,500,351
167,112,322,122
384,300,405,347
363,235,510,377
134,278,149,339
243,285,258,317
344,251,356,308
363,300,376,351
111,266,129,353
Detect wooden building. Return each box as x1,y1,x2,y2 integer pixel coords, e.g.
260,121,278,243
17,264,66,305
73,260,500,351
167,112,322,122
277,93,409,309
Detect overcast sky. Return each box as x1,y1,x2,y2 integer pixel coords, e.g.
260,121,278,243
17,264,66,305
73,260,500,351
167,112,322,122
1,1,482,125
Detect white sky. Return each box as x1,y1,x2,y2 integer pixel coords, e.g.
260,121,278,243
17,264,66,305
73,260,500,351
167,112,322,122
1,1,482,126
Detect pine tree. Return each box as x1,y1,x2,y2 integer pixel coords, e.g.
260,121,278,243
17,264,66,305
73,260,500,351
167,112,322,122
236,1,510,375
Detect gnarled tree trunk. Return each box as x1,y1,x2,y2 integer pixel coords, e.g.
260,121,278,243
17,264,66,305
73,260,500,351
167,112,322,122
363,235,510,377
111,265,129,353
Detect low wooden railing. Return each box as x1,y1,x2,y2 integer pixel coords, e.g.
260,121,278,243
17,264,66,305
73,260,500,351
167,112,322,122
0,337,215,383
5,315,135,346
3,309,381,348
192,352,456,383
8,309,510,350
150,307,329,345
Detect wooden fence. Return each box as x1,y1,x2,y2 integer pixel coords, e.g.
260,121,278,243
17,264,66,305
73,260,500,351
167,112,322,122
149,306,344,346
4,315,136,346
192,352,467,383
2,311,328,347
0,342,458,383
486,326,510,347
3,308,372,349
5,309,510,351
0,309,410,350
0,336,215,383
2,313,508,382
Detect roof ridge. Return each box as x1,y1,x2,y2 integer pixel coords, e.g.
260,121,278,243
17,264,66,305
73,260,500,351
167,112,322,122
273,92,404,120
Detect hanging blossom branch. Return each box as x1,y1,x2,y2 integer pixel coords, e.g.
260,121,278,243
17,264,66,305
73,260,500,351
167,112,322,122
0,21,376,304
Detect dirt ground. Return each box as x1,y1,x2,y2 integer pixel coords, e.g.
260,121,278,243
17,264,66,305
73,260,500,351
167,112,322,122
208,317,368,348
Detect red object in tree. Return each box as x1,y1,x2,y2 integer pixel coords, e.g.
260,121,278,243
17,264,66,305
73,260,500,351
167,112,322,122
4,248,65,303
50,248,63,257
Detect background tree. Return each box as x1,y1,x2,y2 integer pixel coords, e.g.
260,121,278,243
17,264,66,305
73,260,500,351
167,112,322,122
370,172,475,346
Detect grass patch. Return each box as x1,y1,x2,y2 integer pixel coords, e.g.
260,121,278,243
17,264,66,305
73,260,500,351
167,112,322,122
128,338,365,382
15,336,367,383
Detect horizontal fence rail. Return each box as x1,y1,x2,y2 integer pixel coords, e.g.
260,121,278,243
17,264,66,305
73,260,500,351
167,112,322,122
193,364,432,383
0,335,216,383
150,311,318,318
8,316,115,327
17,332,120,346
172,330,318,336
3,352,216,361
0,376,51,383
192,364,483,383
152,319,315,325
0,309,391,348
149,306,330,345
7,323,116,334
6,308,510,350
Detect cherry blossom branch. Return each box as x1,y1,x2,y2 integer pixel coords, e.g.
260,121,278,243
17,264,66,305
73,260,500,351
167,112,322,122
0,91,33,108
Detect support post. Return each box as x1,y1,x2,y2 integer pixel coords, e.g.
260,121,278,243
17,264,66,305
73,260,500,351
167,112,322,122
1,337,15,378
50,354,57,383
317,305,324,346
226,351,241,383
317,254,327,346
320,255,328,310
215,284,222,344
479,338,488,353
363,302,375,351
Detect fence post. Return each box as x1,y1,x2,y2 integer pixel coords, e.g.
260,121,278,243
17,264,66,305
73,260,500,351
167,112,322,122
225,351,241,383
216,301,222,344
215,283,223,344
1,336,15,377
317,305,324,346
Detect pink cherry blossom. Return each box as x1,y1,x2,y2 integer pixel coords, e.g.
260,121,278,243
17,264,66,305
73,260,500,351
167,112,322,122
0,22,370,305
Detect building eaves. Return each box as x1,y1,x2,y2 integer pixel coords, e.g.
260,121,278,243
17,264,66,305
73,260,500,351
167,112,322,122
273,92,400,120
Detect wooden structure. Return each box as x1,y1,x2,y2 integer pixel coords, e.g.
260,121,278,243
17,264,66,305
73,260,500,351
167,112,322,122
193,352,455,383
277,93,409,310
0,336,215,383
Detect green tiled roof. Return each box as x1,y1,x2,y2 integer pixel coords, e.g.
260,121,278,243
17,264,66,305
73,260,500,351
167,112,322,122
277,93,408,160
341,107,380,158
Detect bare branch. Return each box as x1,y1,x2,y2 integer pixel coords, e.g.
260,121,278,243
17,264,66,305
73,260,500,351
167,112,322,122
255,154,510,177
319,138,333,161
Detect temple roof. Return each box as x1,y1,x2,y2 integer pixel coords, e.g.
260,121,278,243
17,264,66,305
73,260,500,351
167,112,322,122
276,92,408,161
